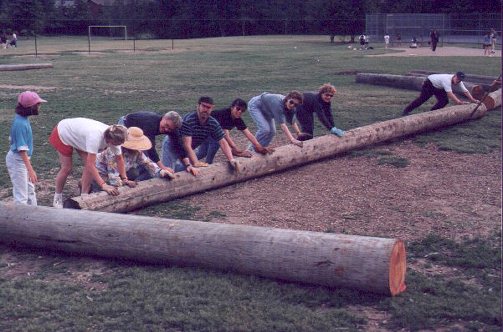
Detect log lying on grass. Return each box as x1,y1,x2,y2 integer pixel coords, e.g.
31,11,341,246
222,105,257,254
356,73,478,92
0,202,407,296
67,88,501,213
0,63,53,71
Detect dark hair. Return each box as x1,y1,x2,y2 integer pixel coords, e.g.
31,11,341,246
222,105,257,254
230,98,247,111
456,71,465,81
15,103,39,117
283,90,303,105
198,96,214,105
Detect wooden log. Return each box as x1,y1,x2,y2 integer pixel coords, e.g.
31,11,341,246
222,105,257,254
0,202,407,296
67,88,501,213
480,89,502,110
0,63,53,71
356,73,478,92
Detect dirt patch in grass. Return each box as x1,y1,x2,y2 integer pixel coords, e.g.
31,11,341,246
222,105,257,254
0,84,57,91
185,140,500,243
368,46,501,57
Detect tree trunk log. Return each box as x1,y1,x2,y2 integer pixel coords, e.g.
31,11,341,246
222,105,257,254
0,202,406,296
67,89,501,213
356,73,478,92
0,63,53,71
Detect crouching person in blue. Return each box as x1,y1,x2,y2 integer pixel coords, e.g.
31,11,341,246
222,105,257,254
196,98,273,164
293,83,345,141
93,127,173,191
161,96,239,174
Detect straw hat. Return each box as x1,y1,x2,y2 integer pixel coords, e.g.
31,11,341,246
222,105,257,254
122,127,152,151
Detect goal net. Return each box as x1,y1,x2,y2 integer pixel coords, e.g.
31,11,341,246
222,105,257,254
88,25,129,52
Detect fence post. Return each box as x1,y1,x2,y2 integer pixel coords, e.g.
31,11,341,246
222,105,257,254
34,34,37,57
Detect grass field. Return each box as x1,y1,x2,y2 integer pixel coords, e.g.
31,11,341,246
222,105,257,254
0,35,501,331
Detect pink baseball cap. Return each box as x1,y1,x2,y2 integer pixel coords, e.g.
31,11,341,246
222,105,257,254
18,91,47,108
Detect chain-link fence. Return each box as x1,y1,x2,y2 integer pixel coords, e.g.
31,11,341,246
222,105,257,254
366,13,501,46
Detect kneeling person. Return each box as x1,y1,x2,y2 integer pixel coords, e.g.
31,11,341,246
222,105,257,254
94,127,173,191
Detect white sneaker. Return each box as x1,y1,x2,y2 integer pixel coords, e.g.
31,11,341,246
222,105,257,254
53,195,63,208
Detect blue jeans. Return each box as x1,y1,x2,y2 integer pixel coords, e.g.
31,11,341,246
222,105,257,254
161,135,185,172
195,137,220,164
247,97,276,149
5,150,37,205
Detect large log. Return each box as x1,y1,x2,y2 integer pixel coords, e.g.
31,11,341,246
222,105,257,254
68,88,501,213
0,203,407,296
0,63,53,71
356,73,478,92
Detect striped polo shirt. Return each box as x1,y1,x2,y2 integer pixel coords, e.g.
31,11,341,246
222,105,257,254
181,111,225,149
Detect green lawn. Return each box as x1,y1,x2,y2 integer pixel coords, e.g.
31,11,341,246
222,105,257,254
0,35,501,331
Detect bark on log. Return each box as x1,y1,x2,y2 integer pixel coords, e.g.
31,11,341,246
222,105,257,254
68,88,501,213
0,63,53,71
356,73,478,92
0,203,407,296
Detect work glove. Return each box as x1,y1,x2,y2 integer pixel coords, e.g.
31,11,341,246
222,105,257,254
330,127,345,137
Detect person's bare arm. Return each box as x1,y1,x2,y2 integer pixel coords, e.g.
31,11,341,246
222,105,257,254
280,123,303,147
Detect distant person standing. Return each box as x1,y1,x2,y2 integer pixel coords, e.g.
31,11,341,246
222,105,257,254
490,28,497,54
483,31,492,56
6,91,47,205
430,29,439,52
402,72,478,116
396,33,402,47
384,34,390,49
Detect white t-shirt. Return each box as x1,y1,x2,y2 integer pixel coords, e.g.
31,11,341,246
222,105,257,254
384,35,390,43
57,118,121,155
428,74,468,93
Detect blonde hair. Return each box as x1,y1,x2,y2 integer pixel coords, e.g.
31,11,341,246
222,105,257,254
104,124,128,146
319,83,336,95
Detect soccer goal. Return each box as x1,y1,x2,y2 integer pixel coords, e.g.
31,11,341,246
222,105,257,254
87,25,129,52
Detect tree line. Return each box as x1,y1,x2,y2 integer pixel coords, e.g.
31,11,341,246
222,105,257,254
0,0,500,38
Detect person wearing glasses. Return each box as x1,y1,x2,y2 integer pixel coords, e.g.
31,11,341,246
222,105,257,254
195,98,274,164
292,83,345,141
161,96,239,175
247,91,304,149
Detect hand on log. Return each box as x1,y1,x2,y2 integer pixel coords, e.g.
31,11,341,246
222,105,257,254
123,179,137,188
291,139,303,148
228,159,240,172
330,127,345,137
194,161,209,167
186,165,199,176
102,184,120,196
254,145,274,155
232,149,252,158
159,170,175,180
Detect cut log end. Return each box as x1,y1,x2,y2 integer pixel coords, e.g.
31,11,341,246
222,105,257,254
388,240,407,296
